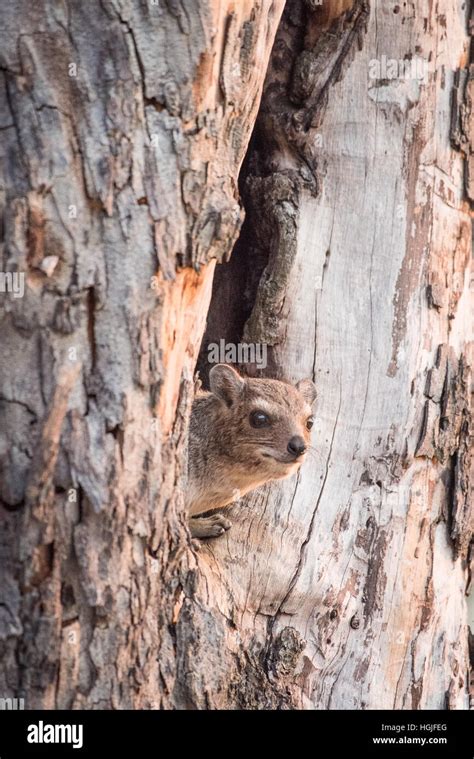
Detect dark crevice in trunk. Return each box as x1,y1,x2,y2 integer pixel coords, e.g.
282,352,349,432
197,0,370,387
196,134,270,387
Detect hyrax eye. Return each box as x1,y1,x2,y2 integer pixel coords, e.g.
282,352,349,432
249,410,270,428
306,416,314,430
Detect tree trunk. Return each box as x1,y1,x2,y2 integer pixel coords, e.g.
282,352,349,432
0,0,284,709
1,0,472,711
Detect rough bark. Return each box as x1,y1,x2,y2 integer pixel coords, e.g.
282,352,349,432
0,0,472,712
0,0,284,709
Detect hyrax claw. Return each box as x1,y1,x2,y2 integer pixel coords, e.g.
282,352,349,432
189,514,232,539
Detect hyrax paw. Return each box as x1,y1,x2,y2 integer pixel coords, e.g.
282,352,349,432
189,514,232,539
207,514,232,530
205,517,231,537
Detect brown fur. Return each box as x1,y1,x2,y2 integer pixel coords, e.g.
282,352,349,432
187,364,316,538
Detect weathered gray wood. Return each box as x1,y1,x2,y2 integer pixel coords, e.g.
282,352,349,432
199,0,473,709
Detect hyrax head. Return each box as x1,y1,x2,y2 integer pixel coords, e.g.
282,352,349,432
209,364,317,478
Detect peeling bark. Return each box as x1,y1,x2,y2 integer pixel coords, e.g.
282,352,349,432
0,0,285,709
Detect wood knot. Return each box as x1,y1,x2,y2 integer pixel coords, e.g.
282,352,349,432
350,614,360,629
268,626,306,678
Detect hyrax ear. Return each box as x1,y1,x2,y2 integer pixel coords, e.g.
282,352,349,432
296,378,317,406
209,364,245,407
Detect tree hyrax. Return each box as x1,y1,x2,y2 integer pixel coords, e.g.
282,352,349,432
187,363,317,539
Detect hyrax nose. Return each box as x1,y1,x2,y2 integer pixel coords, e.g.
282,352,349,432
287,435,306,458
